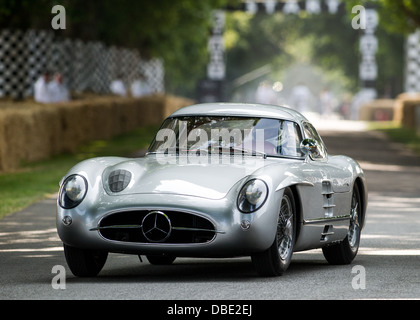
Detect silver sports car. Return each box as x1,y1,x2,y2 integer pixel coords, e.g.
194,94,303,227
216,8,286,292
57,103,367,277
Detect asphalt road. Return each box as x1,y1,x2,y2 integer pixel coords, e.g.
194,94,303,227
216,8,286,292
1,119,420,300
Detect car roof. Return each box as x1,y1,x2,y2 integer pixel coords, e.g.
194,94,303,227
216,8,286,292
170,103,309,123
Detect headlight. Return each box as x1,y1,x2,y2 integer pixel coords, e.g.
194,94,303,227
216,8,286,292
59,174,88,209
237,179,268,213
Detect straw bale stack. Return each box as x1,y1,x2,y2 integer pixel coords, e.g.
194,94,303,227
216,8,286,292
0,95,193,172
393,93,420,129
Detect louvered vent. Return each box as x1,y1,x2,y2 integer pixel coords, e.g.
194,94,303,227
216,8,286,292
108,170,132,193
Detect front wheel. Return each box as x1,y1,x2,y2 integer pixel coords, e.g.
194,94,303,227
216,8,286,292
322,184,362,265
63,244,108,277
252,188,296,277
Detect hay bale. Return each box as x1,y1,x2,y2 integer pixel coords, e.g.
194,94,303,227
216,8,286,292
0,95,193,172
359,99,395,121
394,93,420,129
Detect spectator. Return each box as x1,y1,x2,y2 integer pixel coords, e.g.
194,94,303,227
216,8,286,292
255,81,277,104
49,73,69,102
289,82,313,113
131,74,151,97
110,75,127,96
34,71,52,103
319,88,334,117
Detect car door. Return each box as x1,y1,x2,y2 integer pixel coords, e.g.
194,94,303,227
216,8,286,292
299,122,352,244
301,122,334,219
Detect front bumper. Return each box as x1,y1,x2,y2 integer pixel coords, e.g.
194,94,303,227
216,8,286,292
57,192,281,258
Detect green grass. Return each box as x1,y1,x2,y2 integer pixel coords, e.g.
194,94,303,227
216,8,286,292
0,125,158,220
369,121,420,156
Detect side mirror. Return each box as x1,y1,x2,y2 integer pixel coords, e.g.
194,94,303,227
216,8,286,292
300,138,318,161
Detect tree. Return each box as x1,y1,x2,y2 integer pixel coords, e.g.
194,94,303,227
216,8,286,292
0,0,237,97
346,0,420,34
224,8,361,99
224,3,406,100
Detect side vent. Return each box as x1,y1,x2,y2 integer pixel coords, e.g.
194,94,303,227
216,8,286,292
322,180,335,218
320,225,334,242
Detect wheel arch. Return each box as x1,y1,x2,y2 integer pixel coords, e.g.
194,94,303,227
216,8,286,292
287,184,303,244
354,177,367,230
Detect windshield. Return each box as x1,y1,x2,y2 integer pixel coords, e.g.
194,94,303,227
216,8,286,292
148,116,304,159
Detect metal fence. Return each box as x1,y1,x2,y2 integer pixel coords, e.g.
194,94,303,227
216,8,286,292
0,29,164,99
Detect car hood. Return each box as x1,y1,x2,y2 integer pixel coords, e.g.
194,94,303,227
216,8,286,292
101,155,279,200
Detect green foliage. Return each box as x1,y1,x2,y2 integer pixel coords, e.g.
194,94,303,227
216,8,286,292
226,12,294,82
225,4,406,98
296,11,360,91
0,0,51,28
374,27,405,97
345,0,420,34
224,10,360,97
0,0,235,97
369,122,420,156
378,0,420,34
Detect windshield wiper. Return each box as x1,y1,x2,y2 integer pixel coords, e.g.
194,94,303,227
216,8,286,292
235,147,267,158
147,146,267,158
214,146,267,159
146,147,188,156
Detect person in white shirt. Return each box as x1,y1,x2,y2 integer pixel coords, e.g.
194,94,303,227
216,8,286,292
34,71,69,103
255,81,277,105
110,75,127,96
131,74,151,97
48,73,69,102
34,71,52,103
289,83,314,113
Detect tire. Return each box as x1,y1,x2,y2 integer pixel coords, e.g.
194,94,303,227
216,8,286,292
146,255,176,265
63,244,108,277
252,187,296,277
322,184,362,265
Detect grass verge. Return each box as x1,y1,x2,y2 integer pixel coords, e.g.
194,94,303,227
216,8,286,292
0,125,158,220
369,121,420,156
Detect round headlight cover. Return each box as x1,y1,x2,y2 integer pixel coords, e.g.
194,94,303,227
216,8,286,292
237,179,268,213
59,174,88,209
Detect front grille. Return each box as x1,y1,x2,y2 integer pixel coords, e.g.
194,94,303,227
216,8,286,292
98,210,216,244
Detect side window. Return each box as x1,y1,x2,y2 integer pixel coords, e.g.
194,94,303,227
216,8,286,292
303,122,327,160
280,121,303,157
